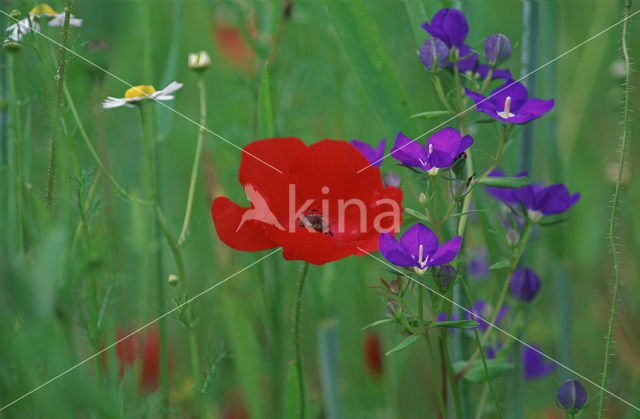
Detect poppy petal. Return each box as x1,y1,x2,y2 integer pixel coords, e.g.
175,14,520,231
211,197,278,251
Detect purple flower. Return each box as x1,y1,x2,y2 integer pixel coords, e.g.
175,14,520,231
484,34,511,66
522,346,555,380
510,267,541,303
421,9,468,48
485,170,581,220
383,171,401,188
420,38,449,71
557,379,588,410
465,81,554,124
379,223,462,275
465,300,507,331
351,139,386,167
390,128,473,174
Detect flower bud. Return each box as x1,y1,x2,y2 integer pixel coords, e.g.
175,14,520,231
10,9,22,19
389,279,400,294
484,34,511,66
557,379,587,410
168,274,179,286
2,41,22,53
383,172,400,188
188,51,211,72
509,267,540,303
418,193,427,205
419,38,449,71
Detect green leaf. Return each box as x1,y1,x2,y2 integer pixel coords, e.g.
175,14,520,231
402,0,446,45
257,62,275,138
155,0,182,138
222,298,264,419
478,176,532,188
454,358,514,383
322,0,412,130
361,318,394,331
385,334,422,356
404,207,431,224
434,320,479,329
489,260,511,270
410,110,454,120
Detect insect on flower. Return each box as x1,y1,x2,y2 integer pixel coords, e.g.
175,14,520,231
102,82,183,109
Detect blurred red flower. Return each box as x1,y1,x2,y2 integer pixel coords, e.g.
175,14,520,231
212,23,255,69
364,333,384,378
211,138,403,265
115,326,169,393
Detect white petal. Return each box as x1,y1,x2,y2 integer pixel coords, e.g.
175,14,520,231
157,81,183,96
102,98,126,109
154,95,175,101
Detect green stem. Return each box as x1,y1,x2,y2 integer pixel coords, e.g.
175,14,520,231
64,85,149,204
294,262,310,419
597,1,632,416
8,53,25,252
480,67,494,94
459,274,503,418
178,75,207,247
140,106,172,418
457,222,533,379
440,336,463,418
433,74,455,113
424,329,448,418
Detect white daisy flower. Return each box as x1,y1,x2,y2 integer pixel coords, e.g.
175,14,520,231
30,4,83,28
5,4,82,42
102,82,183,109
6,18,40,42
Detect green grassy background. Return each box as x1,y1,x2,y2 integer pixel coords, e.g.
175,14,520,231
0,0,639,417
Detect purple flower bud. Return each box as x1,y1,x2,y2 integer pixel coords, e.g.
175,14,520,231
384,172,401,188
484,34,511,66
557,379,588,410
510,267,541,303
420,38,450,71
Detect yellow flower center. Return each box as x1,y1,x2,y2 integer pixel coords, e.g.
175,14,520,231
30,4,56,16
124,85,156,99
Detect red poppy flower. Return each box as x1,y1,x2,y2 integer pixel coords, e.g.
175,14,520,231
211,138,403,265
364,333,384,378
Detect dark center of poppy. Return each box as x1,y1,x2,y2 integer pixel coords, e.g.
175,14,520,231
298,208,333,236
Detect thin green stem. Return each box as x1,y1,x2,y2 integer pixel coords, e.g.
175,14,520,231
178,75,207,247
64,86,149,204
457,222,533,379
459,275,503,418
480,67,494,94
294,262,310,419
8,53,25,252
140,106,172,418
424,330,448,418
597,1,632,416
432,74,455,113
